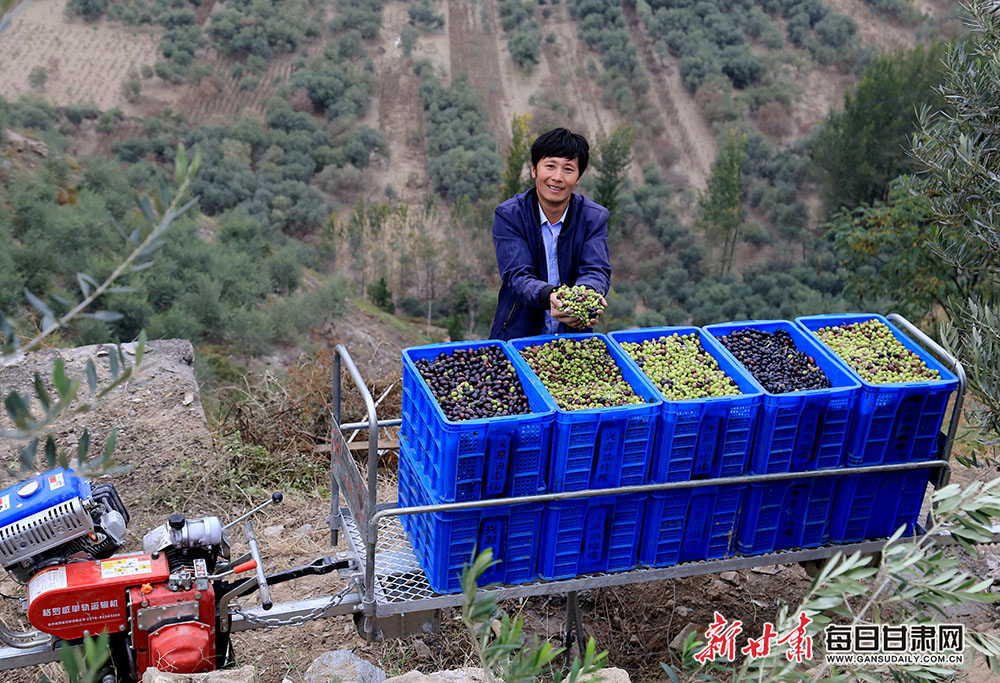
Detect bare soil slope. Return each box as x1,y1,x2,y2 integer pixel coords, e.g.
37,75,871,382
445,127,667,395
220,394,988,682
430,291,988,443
365,0,434,204
623,0,715,189
0,0,159,113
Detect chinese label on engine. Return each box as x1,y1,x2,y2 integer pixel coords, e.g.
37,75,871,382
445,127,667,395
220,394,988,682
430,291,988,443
28,566,67,604
48,472,65,490
42,599,121,627
101,557,153,579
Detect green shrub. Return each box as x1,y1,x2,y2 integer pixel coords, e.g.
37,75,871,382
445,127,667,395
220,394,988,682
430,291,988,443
409,0,444,29
509,29,542,68
239,75,261,91
332,0,383,39
28,66,48,90
66,0,108,21
367,276,395,313
417,69,502,201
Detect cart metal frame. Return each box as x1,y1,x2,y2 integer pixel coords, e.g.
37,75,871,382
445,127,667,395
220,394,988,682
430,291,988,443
0,314,996,670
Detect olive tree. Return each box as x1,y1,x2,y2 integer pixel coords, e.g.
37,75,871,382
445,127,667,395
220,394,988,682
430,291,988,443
908,1,1000,436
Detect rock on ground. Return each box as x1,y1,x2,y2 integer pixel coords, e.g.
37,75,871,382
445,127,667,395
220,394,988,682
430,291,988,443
384,669,484,683
142,666,257,682
3,130,49,156
580,668,631,683
303,650,386,683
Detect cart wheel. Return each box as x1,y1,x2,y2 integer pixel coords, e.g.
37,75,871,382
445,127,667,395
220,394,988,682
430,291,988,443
800,552,881,579
798,559,826,578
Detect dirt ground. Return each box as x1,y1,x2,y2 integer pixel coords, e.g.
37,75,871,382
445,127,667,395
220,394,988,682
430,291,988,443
363,0,434,206
622,0,715,191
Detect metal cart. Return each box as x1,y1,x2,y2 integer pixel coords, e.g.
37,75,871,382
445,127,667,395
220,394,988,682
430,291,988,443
233,313,994,644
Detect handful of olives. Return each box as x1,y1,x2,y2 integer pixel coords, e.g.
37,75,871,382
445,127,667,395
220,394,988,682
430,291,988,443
620,333,741,401
518,336,644,411
815,319,940,384
414,346,532,421
554,285,605,327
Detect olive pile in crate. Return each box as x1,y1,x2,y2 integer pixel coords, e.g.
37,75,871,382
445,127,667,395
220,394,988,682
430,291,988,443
815,319,940,384
554,285,604,326
619,334,740,401
717,328,830,393
519,337,643,410
414,347,532,421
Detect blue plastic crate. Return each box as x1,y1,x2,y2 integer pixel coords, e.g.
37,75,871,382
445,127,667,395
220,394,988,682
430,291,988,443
704,321,861,474
828,469,932,543
401,340,554,502
609,327,762,483
639,484,742,567
508,333,661,492
398,444,542,594
537,493,645,580
796,314,959,467
737,477,836,554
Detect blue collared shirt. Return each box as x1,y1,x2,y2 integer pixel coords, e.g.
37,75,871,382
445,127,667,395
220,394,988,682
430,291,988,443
539,203,568,335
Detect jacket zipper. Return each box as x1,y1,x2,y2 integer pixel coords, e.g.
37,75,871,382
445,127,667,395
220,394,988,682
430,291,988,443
501,301,518,333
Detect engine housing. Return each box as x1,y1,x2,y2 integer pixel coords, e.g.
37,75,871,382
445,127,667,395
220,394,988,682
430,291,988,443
130,579,217,675
27,553,171,640
0,468,128,582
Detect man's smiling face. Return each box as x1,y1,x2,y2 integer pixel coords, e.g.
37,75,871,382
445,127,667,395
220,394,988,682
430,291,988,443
531,156,580,209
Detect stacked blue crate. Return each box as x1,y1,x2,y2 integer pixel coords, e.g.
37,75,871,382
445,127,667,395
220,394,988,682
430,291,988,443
537,492,646,580
609,327,761,566
796,314,958,467
797,314,958,543
401,340,554,502
826,468,932,543
509,333,661,579
737,477,838,553
398,446,542,593
399,340,555,592
703,320,861,555
393,313,954,590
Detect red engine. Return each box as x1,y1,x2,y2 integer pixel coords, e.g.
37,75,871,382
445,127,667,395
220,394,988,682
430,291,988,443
27,552,217,676
23,508,239,680
1,473,294,682
27,554,171,640
128,575,217,674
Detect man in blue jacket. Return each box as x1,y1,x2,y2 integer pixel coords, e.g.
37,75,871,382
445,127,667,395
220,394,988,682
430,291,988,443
490,128,611,341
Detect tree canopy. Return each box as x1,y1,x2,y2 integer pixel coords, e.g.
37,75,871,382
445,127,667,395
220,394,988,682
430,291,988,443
812,41,948,216
908,2,1000,435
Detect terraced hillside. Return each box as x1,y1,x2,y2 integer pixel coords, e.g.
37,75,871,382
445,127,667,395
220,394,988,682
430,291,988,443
0,0,959,196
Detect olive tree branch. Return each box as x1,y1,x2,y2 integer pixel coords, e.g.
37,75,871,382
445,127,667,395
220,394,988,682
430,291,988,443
2,145,200,365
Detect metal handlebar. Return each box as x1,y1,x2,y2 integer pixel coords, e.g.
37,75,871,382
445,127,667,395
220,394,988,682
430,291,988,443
243,520,272,610
331,344,382,638
887,313,966,488
0,623,51,650
333,345,379,521
225,492,283,531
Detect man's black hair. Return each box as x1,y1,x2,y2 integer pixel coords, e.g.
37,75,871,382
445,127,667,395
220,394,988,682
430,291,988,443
530,128,590,175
